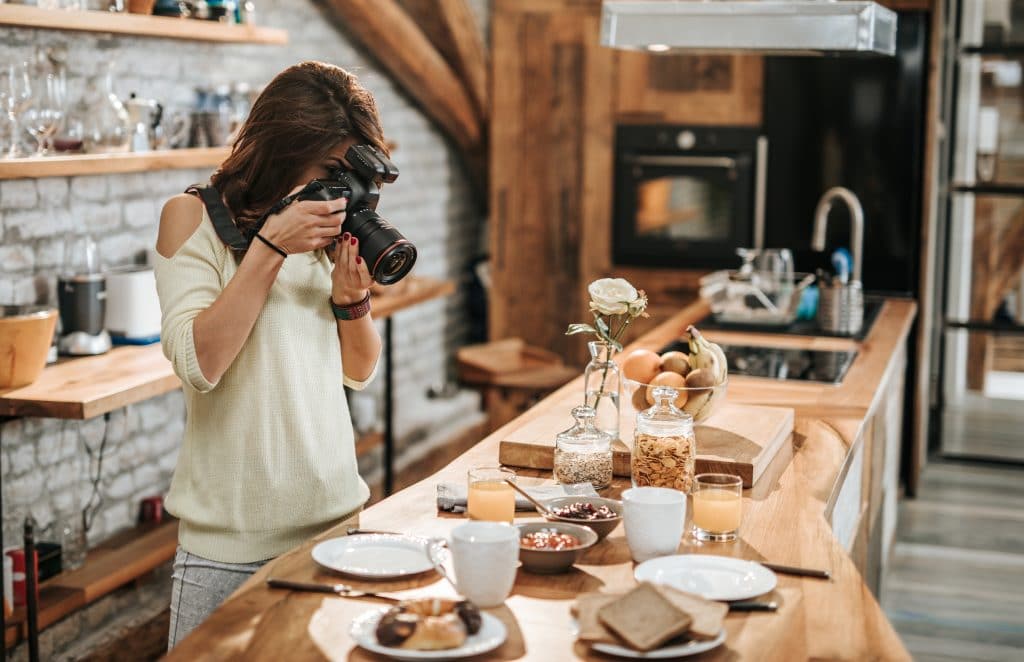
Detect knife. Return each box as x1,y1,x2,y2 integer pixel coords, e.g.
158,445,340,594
760,562,831,580
266,578,401,602
728,601,778,612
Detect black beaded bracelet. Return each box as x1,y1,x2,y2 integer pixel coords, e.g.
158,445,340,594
254,233,287,259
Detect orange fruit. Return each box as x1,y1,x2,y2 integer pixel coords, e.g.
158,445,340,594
645,371,689,407
622,349,662,384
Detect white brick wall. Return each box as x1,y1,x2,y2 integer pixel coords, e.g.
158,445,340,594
1,0,491,655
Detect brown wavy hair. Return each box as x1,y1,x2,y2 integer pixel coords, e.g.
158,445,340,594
211,61,389,234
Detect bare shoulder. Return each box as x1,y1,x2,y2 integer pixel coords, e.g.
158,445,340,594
156,193,204,259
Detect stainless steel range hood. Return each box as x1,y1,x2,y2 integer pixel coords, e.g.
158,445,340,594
600,1,898,56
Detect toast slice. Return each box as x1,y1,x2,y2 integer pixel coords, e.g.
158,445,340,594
597,582,693,651
573,593,625,645
653,584,729,640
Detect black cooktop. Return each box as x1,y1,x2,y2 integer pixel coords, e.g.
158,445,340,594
659,341,858,385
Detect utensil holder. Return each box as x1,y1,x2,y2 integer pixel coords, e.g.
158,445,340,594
817,280,863,336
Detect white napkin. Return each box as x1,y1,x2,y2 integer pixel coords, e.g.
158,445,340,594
436,481,598,513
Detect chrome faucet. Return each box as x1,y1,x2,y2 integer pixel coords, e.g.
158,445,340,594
812,186,864,284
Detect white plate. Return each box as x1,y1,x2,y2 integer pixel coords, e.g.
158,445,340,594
634,554,777,602
349,606,507,660
569,619,726,659
312,534,445,579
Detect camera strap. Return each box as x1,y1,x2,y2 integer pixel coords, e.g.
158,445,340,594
185,185,251,255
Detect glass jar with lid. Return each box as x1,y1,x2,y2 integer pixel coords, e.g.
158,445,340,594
553,405,613,489
631,385,696,492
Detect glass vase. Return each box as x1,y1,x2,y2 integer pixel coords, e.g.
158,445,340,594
80,63,130,154
583,340,621,441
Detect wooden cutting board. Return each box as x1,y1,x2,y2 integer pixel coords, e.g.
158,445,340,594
498,402,794,487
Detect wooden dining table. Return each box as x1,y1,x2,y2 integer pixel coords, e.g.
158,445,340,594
166,298,915,661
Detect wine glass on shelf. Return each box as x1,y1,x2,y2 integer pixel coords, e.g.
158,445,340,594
22,72,65,157
0,63,32,159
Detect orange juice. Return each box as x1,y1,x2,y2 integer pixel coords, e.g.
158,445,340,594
468,480,515,522
692,487,742,533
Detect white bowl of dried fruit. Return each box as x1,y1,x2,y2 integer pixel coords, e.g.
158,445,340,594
620,326,728,423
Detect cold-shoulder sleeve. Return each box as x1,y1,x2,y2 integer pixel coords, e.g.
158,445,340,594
153,215,226,393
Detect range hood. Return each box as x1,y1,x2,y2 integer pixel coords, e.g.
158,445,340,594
600,1,898,56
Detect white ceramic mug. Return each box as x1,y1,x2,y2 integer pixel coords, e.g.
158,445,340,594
449,521,519,607
622,487,686,563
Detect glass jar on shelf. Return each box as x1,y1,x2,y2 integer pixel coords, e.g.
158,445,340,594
553,405,613,489
631,385,696,493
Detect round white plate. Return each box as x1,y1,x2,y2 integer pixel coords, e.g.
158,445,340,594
349,606,508,660
312,534,445,579
634,554,777,602
569,619,726,659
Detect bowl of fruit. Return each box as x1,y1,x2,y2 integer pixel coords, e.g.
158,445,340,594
620,326,728,423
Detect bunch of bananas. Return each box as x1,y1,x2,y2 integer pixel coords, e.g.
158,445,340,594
682,325,728,420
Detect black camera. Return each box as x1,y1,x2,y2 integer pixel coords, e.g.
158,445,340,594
297,144,416,285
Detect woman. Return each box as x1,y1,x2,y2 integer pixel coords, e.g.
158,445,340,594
154,61,385,648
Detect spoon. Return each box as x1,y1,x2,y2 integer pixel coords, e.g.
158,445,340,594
504,478,554,516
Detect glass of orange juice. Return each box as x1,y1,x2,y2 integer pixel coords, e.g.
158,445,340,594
467,465,517,523
692,473,743,542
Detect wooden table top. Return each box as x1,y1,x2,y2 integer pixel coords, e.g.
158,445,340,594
168,298,916,661
0,276,454,420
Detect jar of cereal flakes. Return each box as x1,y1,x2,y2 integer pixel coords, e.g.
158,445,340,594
631,386,696,493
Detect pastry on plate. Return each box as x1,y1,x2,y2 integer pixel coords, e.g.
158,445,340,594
375,598,482,650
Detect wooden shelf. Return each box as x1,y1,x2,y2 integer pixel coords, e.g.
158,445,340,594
5,520,178,650
0,5,287,44
0,276,455,421
0,147,230,181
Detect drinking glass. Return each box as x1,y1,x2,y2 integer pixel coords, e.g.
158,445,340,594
0,63,32,158
692,473,743,542
466,465,516,523
22,73,65,156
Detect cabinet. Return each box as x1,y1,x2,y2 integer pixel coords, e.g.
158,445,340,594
490,0,764,360
938,0,1024,461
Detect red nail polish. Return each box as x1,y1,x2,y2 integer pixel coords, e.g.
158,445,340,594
342,232,350,241
356,256,362,264
350,237,357,245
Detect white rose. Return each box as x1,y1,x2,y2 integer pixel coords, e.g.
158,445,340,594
588,278,639,316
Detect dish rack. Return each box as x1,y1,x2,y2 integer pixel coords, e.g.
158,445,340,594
699,270,816,327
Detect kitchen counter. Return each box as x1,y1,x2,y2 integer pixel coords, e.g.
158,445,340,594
167,297,916,661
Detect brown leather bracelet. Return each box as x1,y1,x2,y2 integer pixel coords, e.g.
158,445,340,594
330,292,371,321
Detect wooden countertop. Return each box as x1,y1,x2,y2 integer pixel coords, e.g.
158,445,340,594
0,276,454,420
168,298,916,661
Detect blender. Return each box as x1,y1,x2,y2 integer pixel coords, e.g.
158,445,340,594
57,235,111,356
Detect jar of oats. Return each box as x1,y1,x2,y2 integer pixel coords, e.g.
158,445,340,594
631,386,696,493
553,405,613,489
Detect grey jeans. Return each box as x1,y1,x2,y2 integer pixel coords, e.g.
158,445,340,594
167,546,271,650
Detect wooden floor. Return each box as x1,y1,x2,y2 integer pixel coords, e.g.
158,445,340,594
881,460,1024,661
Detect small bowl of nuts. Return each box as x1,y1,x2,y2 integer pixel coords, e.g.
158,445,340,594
541,496,623,541
517,521,598,574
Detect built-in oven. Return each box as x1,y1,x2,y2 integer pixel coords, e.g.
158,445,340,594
613,125,768,270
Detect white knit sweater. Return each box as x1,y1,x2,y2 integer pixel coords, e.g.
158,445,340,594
154,209,372,563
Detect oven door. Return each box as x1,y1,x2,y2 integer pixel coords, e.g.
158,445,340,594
613,152,755,269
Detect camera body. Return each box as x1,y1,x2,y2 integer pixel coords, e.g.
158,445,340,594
296,144,416,285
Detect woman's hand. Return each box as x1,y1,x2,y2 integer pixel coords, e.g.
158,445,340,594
260,190,347,255
331,232,373,305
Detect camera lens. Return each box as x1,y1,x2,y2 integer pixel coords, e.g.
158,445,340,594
345,206,417,285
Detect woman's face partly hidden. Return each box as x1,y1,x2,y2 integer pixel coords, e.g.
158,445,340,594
293,136,359,190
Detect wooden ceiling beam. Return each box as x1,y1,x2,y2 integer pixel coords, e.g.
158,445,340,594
325,0,484,191
400,0,489,120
